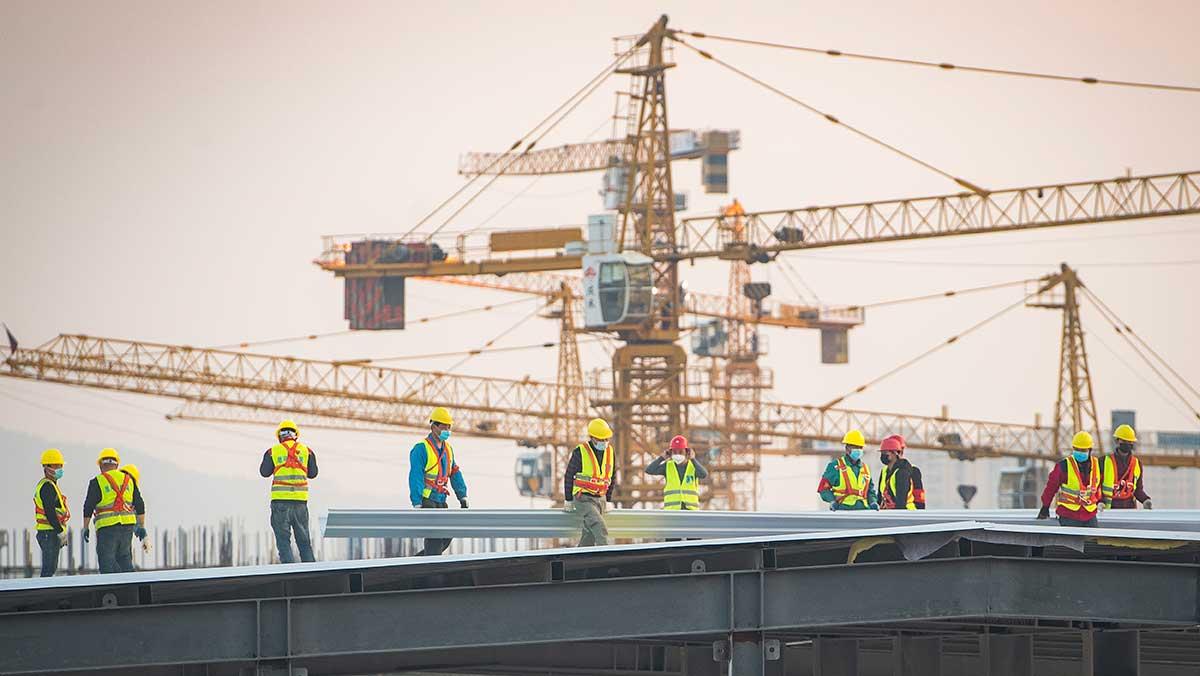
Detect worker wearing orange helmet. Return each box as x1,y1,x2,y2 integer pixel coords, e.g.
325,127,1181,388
33,449,70,577
1103,424,1152,510
1038,432,1103,527
645,435,709,510
877,435,926,510
564,418,617,546
817,430,878,510
259,420,319,562
409,407,468,556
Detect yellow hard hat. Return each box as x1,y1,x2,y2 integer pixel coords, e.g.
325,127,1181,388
122,464,141,485
587,418,613,440
276,419,299,437
841,429,866,447
1071,431,1094,450
97,447,120,464
1114,424,1137,443
40,448,65,466
429,407,454,426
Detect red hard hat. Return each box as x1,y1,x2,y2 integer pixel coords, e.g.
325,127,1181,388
880,435,905,453
669,435,688,451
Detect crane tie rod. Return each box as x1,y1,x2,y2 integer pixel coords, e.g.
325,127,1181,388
833,277,1036,312
669,35,989,196
819,286,1042,410
675,31,1200,94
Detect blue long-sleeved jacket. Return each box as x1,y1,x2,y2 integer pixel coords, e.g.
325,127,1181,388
408,437,467,507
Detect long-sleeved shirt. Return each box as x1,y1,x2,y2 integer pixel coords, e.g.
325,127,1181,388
37,480,65,533
259,447,319,479
878,458,925,510
817,455,877,510
408,437,467,507
1041,458,1101,522
644,456,709,479
563,443,616,502
1105,453,1150,508
82,475,145,519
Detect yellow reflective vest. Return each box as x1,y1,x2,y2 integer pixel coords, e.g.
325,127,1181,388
832,457,871,508
572,443,614,497
94,469,136,529
34,478,70,531
270,441,311,502
1058,456,1101,514
663,460,699,510
421,439,456,499
1102,455,1141,502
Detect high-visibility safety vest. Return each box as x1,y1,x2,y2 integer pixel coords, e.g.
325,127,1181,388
879,464,916,510
572,443,614,498
270,441,311,502
1058,456,1101,513
421,438,456,499
832,457,871,508
93,469,136,529
663,460,699,510
34,478,71,531
1102,455,1141,501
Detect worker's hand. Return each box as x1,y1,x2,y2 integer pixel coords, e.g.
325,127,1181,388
1037,505,1050,520
57,531,68,547
459,498,469,509
1143,499,1153,510
562,502,575,514
135,526,148,541
870,503,880,511
83,528,91,543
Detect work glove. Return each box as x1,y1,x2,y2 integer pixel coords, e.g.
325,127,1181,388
1143,499,1153,510
459,498,469,509
135,526,148,541
83,528,91,543
57,531,68,547
1037,505,1051,520
870,503,880,511
563,502,575,514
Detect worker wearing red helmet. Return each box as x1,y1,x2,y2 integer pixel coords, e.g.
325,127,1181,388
645,435,708,510
877,435,926,510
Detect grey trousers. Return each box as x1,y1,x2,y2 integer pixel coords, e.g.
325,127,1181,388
271,501,315,563
575,494,610,547
36,531,61,577
96,524,134,573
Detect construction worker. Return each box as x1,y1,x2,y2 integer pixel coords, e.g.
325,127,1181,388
1038,432,1103,527
33,449,70,577
645,435,708,510
877,434,926,510
564,418,616,546
818,430,878,511
81,448,146,573
408,407,468,556
259,420,318,563
1103,424,1152,510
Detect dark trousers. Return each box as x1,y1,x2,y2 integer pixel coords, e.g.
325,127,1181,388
271,501,315,563
417,498,452,556
36,531,61,577
96,523,134,573
1058,516,1098,528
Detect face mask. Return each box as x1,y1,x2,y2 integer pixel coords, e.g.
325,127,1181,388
848,448,863,462
1072,450,1090,463
672,454,686,464
880,452,892,465
1117,443,1133,455
438,429,451,442
53,468,64,480
592,440,609,451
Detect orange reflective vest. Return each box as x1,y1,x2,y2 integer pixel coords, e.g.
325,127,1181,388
832,457,871,508
34,478,71,531
421,438,456,499
1102,455,1141,501
94,469,136,529
572,443,614,497
270,440,311,501
1058,456,1101,513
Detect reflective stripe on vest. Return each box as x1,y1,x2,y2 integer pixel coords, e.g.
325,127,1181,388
832,457,870,507
270,441,310,502
421,438,455,499
1058,456,1101,513
33,478,71,531
1102,455,1141,501
663,460,699,510
879,464,916,510
573,443,614,497
94,469,136,529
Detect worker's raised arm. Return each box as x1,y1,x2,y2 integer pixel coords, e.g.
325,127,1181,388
691,457,709,479
644,455,667,476
563,447,582,501
306,449,319,479
259,450,274,478
408,444,426,507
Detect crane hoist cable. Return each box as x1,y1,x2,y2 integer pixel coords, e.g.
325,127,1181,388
1082,317,1200,424
833,278,1036,312
674,31,1200,94
334,335,607,365
819,286,1041,409
669,35,989,195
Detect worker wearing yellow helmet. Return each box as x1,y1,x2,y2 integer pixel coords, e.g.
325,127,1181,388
409,407,469,556
259,419,319,563
81,447,146,573
33,449,70,577
817,430,878,510
1037,431,1102,527
1103,424,1152,510
563,418,617,546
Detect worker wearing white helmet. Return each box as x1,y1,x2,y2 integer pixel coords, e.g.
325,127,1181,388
259,420,319,562
409,407,469,556
563,418,617,547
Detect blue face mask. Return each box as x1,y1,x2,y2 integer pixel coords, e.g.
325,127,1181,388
1072,450,1090,463
53,468,64,480
592,440,609,451
438,429,451,442
848,448,863,462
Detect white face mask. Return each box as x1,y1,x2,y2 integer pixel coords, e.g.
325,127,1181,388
671,454,686,464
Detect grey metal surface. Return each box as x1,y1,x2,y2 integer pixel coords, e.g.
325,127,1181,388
322,507,1200,539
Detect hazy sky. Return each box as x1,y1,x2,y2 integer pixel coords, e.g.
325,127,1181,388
2,1,1198,527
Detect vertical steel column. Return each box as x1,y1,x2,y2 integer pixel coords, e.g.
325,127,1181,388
895,635,942,676
983,634,1032,676
814,638,857,676
730,635,781,676
1084,630,1139,676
